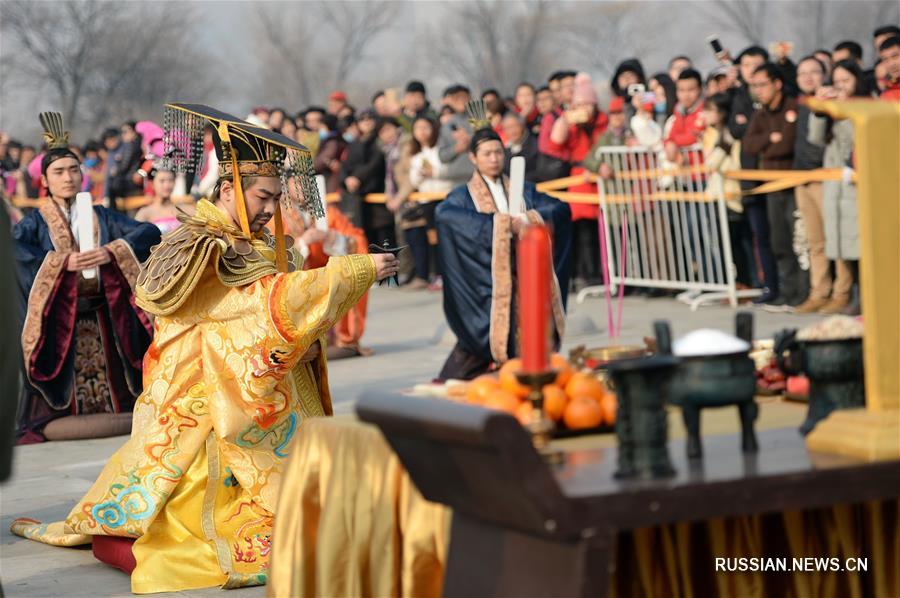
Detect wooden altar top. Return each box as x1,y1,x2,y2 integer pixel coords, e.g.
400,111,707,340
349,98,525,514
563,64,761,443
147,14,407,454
358,392,900,541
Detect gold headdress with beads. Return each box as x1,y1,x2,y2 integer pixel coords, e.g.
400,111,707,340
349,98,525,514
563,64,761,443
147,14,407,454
464,100,492,131
161,103,322,273
39,112,70,150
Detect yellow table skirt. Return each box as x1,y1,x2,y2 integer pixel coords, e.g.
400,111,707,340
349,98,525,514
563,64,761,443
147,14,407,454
269,418,899,598
268,418,450,598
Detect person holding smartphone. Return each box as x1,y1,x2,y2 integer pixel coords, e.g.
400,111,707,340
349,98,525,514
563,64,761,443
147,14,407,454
548,73,609,291
743,63,806,310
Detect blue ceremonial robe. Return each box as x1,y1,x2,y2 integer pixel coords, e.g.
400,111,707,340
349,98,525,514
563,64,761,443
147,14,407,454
436,177,572,379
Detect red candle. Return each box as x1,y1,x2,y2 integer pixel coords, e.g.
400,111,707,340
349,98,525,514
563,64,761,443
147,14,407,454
518,224,551,373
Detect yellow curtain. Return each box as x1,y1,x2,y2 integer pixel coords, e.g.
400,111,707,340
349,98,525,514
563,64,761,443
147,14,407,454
268,419,450,598
614,501,899,598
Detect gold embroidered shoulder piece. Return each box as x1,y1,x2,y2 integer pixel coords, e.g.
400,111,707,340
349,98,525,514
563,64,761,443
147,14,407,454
136,200,295,316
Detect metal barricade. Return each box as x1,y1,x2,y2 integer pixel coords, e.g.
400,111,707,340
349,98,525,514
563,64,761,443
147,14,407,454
577,145,760,310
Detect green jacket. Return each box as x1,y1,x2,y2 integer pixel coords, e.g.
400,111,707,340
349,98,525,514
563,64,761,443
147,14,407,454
582,129,628,173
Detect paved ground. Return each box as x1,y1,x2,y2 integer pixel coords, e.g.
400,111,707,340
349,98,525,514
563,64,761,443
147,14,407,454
0,287,821,597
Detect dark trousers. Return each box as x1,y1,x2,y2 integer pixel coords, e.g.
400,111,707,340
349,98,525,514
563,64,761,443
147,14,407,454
572,218,601,284
438,343,492,382
744,196,778,294
766,190,806,302
728,213,758,288
404,226,430,281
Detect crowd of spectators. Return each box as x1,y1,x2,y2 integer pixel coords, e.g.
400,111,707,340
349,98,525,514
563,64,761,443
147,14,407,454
3,25,899,313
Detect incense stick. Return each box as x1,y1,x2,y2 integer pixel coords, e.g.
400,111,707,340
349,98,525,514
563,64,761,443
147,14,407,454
598,211,615,341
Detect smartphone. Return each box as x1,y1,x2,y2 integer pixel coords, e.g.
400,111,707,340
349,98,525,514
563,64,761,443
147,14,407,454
707,35,731,62
627,83,646,97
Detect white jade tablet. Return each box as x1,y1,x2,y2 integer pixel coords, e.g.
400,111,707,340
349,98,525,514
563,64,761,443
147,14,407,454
508,156,525,216
75,192,96,280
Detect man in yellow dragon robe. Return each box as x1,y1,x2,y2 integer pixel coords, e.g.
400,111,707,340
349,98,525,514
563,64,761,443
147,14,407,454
11,104,399,593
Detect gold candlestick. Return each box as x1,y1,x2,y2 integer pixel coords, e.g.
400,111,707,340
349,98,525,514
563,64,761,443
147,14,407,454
516,370,562,463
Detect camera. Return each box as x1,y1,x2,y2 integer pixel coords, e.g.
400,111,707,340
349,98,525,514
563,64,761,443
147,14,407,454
627,83,646,97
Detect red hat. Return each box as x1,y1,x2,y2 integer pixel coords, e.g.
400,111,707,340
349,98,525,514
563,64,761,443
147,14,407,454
608,97,625,113
328,90,347,102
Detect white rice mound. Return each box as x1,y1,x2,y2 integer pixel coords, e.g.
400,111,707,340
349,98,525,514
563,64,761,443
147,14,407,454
673,329,751,357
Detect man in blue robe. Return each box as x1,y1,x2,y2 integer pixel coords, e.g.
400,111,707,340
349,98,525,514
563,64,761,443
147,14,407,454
14,113,160,442
435,103,572,380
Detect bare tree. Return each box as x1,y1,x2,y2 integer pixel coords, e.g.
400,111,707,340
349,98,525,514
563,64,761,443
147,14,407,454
255,5,319,106
2,0,215,137
708,0,770,45
320,1,401,89
2,1,108,129
784,0,900,57
425,0,554,93
254,1,399,107
562,2,657,78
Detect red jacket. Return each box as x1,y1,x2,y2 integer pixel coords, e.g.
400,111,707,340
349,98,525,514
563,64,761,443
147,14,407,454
517,106,541,131
565,111,609,220
665,101,705,148
882,81,900,102
538,109,570,161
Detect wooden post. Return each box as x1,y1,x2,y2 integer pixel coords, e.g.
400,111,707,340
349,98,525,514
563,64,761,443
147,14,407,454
804,98,900,460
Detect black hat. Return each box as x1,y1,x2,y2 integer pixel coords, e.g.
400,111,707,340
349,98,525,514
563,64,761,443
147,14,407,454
165,104,311,186
162,102,322,268
406,80,426,95
611,59,647,97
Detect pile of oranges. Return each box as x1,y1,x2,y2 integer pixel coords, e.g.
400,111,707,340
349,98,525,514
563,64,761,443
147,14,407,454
464,355,617,430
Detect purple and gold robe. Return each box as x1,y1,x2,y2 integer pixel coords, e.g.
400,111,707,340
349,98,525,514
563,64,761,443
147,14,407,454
14,201,160,441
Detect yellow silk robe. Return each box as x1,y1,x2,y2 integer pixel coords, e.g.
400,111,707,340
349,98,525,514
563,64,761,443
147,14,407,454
11,201,376,593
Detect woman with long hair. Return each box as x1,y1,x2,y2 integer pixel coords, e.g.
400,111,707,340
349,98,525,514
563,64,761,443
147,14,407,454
702,93,756,289
404,116,452,290
134,161,193,233
648,73,677,125
808,59,868,315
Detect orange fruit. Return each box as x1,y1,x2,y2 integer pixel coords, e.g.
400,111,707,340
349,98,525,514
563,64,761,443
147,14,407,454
542,385,568,422
465,375,500,405
499,358,530,399
550,354,574,387
564,372,606,404
515,401,534,425
563,396,604,429
483,389,522,415
599,393,617,425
